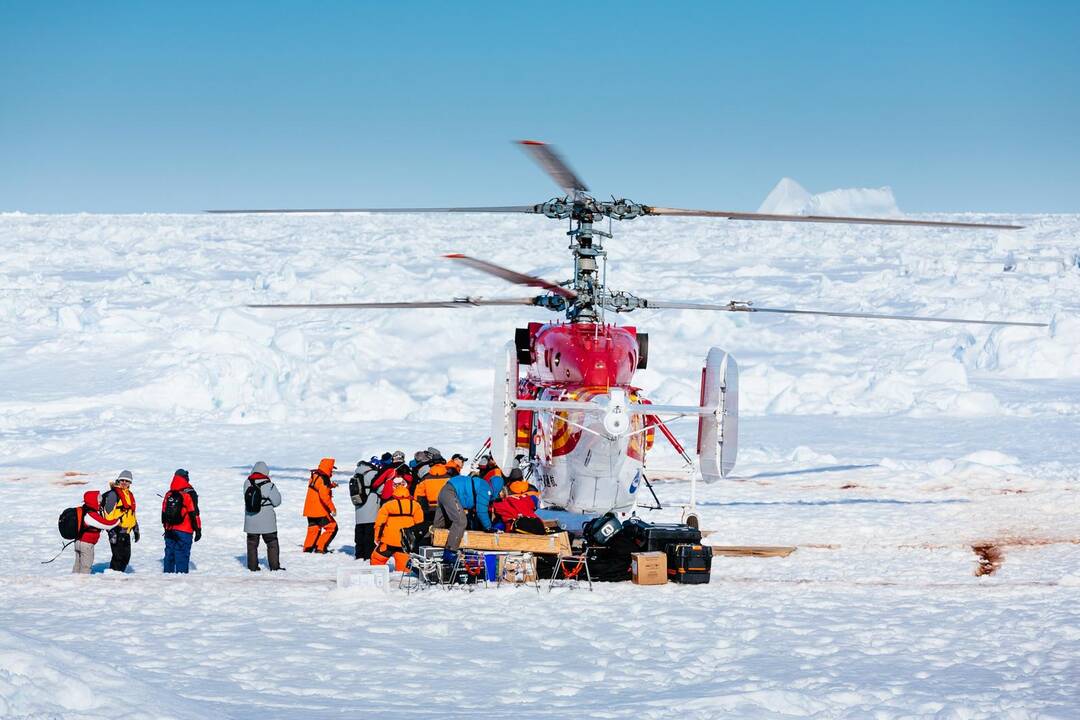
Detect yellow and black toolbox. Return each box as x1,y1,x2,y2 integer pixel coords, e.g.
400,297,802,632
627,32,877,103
666,543,712,584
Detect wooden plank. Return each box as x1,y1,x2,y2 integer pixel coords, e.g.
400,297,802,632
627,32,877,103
709,545,797,558
431,528,572,556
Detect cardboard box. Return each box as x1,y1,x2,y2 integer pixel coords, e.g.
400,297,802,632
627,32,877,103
631,551,667,585
501,555,538,584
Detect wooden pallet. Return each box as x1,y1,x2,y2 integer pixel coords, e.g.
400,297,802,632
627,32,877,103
709,545,797,558
430,528,572,556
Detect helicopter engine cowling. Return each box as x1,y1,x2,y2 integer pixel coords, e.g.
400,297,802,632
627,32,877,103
529,322,640,387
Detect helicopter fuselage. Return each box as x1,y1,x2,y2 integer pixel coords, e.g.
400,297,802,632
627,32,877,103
513,321,655,513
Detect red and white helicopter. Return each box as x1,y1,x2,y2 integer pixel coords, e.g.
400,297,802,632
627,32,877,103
215,141,1044,521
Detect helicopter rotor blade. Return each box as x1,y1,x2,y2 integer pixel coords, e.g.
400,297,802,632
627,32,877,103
516,140,589,197
642,207,1023,230
445,253,577,300
642,300,1047,327
207,205,541,215
248,297,541,310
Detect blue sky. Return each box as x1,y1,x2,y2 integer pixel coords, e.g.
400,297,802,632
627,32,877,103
2,1,1078,213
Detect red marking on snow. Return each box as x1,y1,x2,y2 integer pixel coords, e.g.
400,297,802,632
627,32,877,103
902,537,1080,557
973,544,1003,576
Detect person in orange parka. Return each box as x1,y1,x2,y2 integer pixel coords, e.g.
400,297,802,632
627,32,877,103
302,458,339,553
371,468,424,571
413,460,451,525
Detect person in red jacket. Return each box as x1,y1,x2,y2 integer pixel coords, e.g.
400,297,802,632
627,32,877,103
371,451,405,502
161,469,201,573
491,478,544,533
72,490,119,574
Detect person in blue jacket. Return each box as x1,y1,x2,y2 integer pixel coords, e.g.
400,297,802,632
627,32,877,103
433,473,496,551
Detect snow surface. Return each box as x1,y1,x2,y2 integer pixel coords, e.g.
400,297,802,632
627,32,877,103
759,178,902,218
1,212,1079,718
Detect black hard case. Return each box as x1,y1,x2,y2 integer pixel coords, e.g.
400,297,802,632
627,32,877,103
665,543,712,584
622,518,702,553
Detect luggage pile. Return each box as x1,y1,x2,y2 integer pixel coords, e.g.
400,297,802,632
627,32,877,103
579,514,713,585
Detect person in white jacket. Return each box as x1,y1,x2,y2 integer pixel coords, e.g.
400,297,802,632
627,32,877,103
243,461,283,571
349,460,382,560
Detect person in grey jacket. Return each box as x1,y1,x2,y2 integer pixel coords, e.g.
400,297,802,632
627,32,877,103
244,461,283,571
350,460,382,560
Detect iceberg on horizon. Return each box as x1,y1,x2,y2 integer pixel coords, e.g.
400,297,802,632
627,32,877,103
758,177,902,218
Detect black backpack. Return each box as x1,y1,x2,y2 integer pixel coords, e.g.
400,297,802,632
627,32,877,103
350,462,378,507
162,489,186,526
58,506,84,540
244,479,268,514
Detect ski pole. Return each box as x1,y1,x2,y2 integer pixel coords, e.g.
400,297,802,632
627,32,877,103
41,540,75,564
469,437,492,473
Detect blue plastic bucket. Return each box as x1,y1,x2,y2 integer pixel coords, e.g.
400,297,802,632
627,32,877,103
484,553,500,582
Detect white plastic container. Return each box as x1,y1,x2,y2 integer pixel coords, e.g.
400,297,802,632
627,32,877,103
336,564,391,593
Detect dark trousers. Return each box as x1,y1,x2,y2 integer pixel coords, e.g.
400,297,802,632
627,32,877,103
433,484,468,551
164,530,193,573
247,532,281,571
354,523,375,560
109,530,131,572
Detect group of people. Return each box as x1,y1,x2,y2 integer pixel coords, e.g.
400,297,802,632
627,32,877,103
69,468,202,574
280,447,544,572
66,447,545,576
